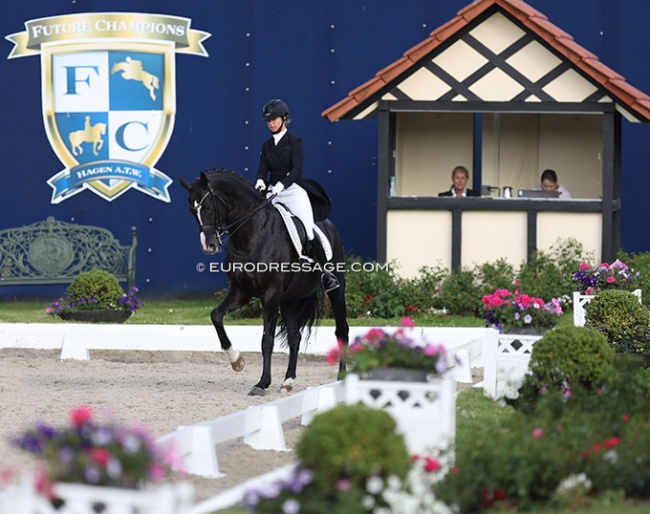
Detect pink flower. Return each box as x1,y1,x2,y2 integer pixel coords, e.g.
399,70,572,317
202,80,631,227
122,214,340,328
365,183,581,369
400,316,415,328
44,307,52,314
604,437,620,448
364,328,385,344
336,478,352,491
532,428,543,439
424,344,441,357
579,263,590,270
70,405,93,426
326,346,341,366
148,462,167,481
607,276,616,284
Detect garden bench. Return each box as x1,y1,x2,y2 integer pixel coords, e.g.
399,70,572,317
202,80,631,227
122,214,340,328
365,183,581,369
0,216,137,289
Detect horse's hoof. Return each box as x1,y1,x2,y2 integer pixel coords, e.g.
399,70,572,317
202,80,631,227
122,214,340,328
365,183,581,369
279,378,294,394
248,386,266,397
279,383,293,394
231,354,245,372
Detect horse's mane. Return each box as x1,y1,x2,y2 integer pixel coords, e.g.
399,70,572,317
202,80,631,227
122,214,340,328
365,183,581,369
202,168,262,202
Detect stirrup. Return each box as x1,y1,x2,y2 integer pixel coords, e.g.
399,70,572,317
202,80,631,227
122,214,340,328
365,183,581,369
322,273,340,292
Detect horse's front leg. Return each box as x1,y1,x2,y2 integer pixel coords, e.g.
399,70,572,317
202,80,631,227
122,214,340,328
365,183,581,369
211,287,250,372
249,297,280,396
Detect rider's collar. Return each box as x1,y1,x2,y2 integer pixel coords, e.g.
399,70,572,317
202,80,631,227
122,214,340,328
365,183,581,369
273,128,287,145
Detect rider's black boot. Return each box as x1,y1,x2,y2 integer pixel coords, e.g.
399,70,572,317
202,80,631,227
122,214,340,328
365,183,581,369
309,237,340,292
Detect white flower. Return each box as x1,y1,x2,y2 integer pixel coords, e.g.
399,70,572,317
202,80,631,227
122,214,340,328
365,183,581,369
281,499,300,514
603,450,618,464
556,473,592,496
366,475,384,494
362,495,376,509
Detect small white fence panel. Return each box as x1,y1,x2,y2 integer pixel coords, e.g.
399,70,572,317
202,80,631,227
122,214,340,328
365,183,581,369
0,481,193,514
573,289,642,327
482,333,543,399
344,373,456,454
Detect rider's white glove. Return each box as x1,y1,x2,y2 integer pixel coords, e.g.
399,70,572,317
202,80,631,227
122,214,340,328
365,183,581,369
269,182,285,196
255,179,266,194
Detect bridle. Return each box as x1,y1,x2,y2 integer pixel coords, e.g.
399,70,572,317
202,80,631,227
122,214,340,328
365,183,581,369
190,182,274,246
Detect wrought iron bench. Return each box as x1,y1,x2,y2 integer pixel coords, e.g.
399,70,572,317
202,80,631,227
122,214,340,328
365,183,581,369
0,216,137,288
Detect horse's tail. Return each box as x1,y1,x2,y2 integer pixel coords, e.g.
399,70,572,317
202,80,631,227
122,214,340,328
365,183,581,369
277,288,323,347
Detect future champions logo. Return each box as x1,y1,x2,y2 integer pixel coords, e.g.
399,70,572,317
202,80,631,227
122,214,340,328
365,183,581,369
6,13,210,203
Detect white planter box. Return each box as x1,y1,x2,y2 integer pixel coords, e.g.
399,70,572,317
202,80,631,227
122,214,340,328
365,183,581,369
0,480,193,514
483,333,543,399
344,373,455,454
573,289,642,327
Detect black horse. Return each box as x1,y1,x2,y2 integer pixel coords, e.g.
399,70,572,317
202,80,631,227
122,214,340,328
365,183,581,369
179,169,349,396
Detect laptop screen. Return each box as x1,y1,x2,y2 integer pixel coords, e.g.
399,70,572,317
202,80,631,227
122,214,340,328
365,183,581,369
518,189,560,199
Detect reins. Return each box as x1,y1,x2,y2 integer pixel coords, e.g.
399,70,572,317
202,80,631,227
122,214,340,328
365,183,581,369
192,183,275,245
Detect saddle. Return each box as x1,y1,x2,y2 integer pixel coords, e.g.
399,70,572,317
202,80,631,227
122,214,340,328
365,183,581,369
273,203,332,261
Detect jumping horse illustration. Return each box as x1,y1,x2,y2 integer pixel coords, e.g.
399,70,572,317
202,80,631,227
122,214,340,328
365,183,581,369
111,56,160,101
69,116,106,156
180,169,350,396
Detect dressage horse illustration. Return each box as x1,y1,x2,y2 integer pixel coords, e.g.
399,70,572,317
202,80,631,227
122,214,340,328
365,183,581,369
111,56,160,101
180,169,349,396
69,117,106,156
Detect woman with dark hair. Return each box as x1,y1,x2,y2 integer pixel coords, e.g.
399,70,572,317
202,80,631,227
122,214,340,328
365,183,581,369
534,169,572,199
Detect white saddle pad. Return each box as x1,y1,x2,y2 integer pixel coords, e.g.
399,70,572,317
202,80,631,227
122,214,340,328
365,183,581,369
273,204,332,261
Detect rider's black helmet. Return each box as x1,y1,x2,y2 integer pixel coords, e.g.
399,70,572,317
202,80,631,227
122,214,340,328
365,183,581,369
262,99,290,123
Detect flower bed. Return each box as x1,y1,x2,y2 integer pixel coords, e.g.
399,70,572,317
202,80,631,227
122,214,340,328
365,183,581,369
482,289,563,333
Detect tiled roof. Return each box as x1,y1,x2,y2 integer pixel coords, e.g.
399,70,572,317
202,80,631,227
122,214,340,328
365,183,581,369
322,0,650,122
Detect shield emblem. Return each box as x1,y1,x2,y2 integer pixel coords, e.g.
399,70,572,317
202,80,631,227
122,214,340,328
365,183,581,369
42,41,174,202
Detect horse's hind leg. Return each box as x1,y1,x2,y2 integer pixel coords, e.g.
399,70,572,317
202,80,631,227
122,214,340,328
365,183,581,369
328,272,349,379
278,301,301,393
211,287,251,372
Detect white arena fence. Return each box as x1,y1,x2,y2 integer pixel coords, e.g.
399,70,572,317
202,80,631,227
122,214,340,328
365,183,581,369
1,323,521,513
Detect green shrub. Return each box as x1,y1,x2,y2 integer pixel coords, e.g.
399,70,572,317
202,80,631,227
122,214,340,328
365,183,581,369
585,289,650,354
439,269,482,316
296,404,410,492
66,269,124,307
439,368,650,512
475,258,516,293
527,326,614,392
618,249,650,305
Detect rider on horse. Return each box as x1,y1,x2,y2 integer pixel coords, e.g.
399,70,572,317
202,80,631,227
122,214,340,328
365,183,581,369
255,99,340,292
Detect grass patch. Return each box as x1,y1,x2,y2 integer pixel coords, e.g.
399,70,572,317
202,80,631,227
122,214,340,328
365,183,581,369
0,298,492,327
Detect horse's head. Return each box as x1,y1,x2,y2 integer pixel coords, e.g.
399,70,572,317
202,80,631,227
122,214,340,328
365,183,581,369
179,171,226,255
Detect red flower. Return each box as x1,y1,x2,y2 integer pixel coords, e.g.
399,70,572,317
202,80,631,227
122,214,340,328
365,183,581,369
423,456,440,473
623,414,631,422
592,442,602,452
70,406,93,427
88,448,111,466
604,437,620,448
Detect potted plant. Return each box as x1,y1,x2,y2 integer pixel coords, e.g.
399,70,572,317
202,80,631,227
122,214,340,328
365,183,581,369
482,288,564,334
328,317,449,381
328,319,455,454
45,268,142,323
572,259,642,326
9,405,190,512
572,259,640,295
